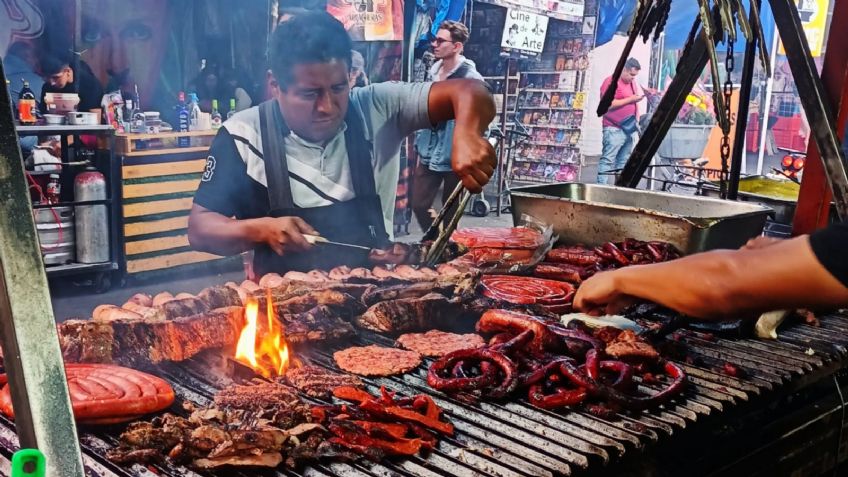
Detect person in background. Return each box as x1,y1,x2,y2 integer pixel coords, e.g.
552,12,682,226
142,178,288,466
349,50,369,89
597,57,644,185
39,52,104,113
220,67,253,112
573,227,848,320
4,41,44,107
411,20,484,231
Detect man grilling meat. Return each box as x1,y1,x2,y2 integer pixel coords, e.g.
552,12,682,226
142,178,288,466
188,12,496,275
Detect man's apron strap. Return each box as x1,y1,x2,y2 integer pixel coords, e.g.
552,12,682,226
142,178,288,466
258,100,295,210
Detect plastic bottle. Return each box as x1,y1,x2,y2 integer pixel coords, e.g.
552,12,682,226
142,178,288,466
45,174,61,204
211,99,222,130
188,93,201,131
177,92,190,147
227,98,237,120
18,79,36,125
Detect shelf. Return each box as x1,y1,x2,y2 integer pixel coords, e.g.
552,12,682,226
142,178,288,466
16,124,114,136
522,124,581,130
523,88,575,93
483,76,520,80
33,199,112,209
519,106,579,111
516,157,579,164
45,261,118,277
525,142,579,148
121,146,209,157
117,130,217,140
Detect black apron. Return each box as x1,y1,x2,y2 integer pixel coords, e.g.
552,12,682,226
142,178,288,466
254,100,389,275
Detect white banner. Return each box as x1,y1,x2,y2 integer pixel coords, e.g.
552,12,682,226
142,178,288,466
501,9,548,53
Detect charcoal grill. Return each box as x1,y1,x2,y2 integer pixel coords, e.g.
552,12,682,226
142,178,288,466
1,313,847,477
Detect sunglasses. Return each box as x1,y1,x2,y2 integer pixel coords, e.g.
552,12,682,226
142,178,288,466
431,37,455,46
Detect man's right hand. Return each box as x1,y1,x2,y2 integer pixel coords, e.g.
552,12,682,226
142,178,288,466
253,216,317,256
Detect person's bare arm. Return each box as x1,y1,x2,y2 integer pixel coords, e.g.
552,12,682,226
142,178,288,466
609,94,642,110
574,236,848,320
426,79,497,193
188,204,316,256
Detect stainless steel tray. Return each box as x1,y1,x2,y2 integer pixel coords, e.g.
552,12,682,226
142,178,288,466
700,177,837,225
510,183,772,254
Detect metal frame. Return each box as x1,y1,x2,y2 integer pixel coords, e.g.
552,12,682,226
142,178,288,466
791,0,848,233
616,0,848,228
0,61,84,475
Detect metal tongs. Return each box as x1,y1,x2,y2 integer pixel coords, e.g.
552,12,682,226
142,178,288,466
422,182,471,267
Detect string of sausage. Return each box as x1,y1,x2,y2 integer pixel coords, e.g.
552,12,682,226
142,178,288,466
0,363,174,423
480,276,575,313
451,227,544,249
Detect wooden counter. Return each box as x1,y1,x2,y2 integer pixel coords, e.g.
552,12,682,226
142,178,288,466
117,130,235,276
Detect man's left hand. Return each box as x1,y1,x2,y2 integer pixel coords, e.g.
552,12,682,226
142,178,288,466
451,128,496,193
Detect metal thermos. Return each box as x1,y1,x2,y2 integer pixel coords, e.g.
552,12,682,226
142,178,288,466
74,166,109,263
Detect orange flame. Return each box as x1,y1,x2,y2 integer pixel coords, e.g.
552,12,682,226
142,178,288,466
234,292,290,378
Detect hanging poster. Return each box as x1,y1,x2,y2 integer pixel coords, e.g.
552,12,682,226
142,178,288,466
478,0,584,22
327,0,404,41
501,9,548,53
778,0,830,57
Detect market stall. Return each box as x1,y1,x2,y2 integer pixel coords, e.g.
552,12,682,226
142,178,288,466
1,0,848,476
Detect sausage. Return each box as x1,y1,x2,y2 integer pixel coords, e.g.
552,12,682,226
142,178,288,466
476,309,558,353
174,292,195,300
152,292,175,307
120,302,163,320
284,271,318,282
240,280,261,293
0,364,174,423
92,305,143,322
259,273,284,288
328,266,352,280
127,293,153,307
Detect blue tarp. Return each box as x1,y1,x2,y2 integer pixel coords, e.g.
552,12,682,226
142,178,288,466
596,0,776,51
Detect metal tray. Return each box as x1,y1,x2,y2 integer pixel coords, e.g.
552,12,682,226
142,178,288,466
510,183,772,254
700,176,837,225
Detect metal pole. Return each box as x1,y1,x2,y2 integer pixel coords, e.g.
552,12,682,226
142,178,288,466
0,62,84,475
791,0,848,233
756,33,779,175
728,0,763,200
769,0,848,221
617,36,710,188
496,58,512,217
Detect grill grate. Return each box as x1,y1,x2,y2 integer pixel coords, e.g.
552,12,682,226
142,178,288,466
3,313,848,476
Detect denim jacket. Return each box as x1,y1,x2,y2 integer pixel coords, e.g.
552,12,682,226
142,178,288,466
414,57,482,172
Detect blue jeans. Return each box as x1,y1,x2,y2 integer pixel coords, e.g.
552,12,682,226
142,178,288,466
597,127,634,184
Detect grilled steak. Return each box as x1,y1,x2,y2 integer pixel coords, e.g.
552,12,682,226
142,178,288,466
214,380,301,410
396,330,484,357
334,345,422,376
355,293,462,333
361,281,457,307
274,290,365,316
279,306,356,344
59,306,245,366
283,365,363,398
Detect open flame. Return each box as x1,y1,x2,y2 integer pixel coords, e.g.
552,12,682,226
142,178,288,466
234,291,290,378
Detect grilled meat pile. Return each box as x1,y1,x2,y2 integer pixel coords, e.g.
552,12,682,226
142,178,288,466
426,309,686,414
107,380,320,469
536,239,681,284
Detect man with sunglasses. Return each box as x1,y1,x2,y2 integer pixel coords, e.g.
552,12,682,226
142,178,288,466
412,20,484,231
